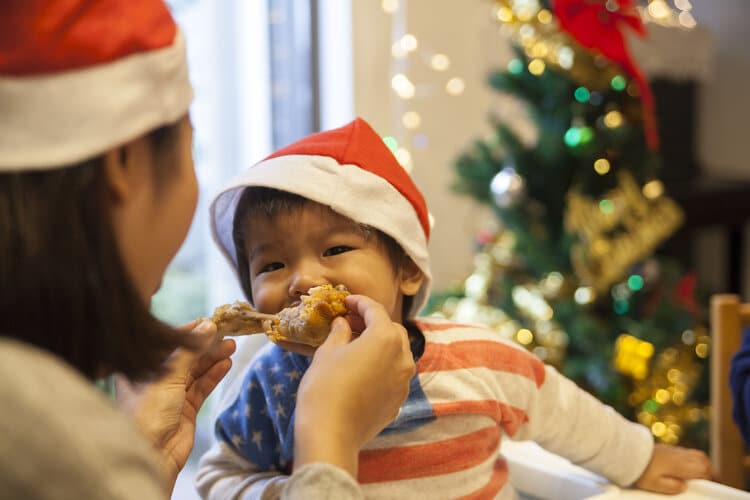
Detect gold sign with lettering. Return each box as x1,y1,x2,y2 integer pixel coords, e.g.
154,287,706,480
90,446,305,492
565,172,683,293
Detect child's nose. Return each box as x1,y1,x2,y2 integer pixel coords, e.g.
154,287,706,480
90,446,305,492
288,262,328,297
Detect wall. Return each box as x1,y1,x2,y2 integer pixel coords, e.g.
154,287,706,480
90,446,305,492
690,0,750,297
352,0,515,291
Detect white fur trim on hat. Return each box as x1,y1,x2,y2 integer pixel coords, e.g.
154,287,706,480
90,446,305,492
0,31,193,170
210,154,433,318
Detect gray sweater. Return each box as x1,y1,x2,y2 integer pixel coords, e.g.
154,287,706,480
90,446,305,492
0,338,361,500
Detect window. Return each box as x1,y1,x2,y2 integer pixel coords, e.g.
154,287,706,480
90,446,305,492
154,1,353,497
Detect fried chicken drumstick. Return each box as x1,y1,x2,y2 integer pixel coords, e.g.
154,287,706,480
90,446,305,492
208,284,350,347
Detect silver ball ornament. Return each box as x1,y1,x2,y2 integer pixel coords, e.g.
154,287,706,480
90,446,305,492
490,167,526,208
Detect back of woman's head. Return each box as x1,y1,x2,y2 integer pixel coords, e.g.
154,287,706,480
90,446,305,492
0,124,197,381
0,1,197,380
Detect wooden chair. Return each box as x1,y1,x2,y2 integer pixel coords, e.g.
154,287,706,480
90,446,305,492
710,294,750,489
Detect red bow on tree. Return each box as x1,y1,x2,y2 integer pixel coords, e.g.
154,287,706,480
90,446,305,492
552,0,659,151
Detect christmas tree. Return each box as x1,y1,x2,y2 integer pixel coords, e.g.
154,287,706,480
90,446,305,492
432,0,709,448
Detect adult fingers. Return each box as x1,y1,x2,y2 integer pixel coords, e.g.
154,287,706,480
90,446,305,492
344,295,391,333
318,317,353,351
185,358,233,411
186,338,236,388
168,321,218,377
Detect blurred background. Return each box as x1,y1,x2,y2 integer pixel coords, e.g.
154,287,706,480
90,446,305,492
153,1,750,497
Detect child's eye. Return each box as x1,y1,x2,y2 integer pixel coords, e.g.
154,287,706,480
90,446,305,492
258,262,284,274
323,245,353,257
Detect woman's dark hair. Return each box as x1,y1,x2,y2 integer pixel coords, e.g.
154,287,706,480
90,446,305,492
231,187,415,318
0,121,200,381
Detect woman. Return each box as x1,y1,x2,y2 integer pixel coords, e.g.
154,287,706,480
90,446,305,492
0,1,415,498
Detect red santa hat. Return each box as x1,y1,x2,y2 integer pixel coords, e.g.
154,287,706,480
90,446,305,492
0,0,193,170
210,118,433,318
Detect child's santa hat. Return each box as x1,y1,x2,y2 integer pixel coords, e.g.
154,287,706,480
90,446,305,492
211,118,433,318
0,0,192,170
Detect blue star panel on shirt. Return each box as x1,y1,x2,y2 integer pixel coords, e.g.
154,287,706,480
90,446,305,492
216,339,435,471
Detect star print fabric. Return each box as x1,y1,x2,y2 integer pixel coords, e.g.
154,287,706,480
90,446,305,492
216,343,308,471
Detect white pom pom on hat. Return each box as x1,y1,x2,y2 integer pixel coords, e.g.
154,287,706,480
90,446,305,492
210,118,433,318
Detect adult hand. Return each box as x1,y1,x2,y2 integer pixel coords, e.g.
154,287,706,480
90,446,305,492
293,295,416,477
133,320,236,490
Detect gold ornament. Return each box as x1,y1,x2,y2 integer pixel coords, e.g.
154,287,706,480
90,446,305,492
614,333,654,380
629,327,710,445
565,171,683,293
492,0,632,91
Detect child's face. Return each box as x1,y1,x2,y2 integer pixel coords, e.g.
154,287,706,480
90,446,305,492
241,203,422,323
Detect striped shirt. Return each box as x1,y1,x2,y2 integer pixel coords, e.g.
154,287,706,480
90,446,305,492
197,318,653,499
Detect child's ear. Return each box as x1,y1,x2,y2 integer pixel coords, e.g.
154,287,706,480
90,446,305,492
398,257,424,296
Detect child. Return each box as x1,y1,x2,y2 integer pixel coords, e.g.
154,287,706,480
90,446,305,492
196,118,711,499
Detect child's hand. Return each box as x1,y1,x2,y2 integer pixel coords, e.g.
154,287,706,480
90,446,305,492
634,443,713,494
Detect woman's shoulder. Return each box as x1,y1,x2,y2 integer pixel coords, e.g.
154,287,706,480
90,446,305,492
0,338,165,499
0,337,117,416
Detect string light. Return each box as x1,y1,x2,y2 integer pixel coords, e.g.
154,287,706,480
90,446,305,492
537,9,553,24
530,42,549,58
594,158,611,175
557,46,574,69
574,86,590,103
381,0,398,14
678,11,697,28
603,110,624,128
402,111,421,129
514,0,540,22
391,42,408,59
430,54,450,71
519,24,535,40
574,286,594,304
611,75,627,91
627,274,644,291
508,59,524,74
643,180,664,199
528,59,546,75
382,136,398,152
399,33,418,52
496,6,514,23
413,133,429,149
391,73,415,99
383,6,468,175
648,0,671,20
517,328,534,345
394,147,413,171
446,77,465,95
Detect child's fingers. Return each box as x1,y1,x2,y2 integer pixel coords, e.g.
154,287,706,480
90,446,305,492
653,477,687,495
672,450,713,480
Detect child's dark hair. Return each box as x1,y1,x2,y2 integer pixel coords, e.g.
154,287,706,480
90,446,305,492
232,186,415,318
0,120,201,381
